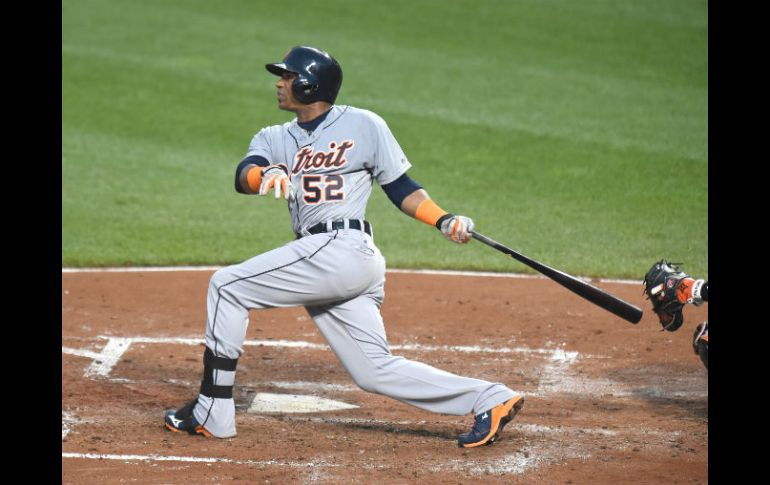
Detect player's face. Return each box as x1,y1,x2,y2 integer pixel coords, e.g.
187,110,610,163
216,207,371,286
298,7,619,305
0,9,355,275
275,72,302,112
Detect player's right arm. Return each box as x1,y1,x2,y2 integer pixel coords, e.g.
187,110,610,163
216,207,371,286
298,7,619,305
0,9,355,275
363,110,473,244
381,174,473,244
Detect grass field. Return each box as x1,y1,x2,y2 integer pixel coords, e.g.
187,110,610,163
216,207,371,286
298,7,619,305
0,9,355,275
62,0,707,279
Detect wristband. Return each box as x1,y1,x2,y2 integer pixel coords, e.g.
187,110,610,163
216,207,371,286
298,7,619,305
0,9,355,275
415,199,448,227
246,166,263,192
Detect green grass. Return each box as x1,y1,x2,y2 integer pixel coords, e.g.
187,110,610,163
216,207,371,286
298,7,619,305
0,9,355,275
62,0,707,279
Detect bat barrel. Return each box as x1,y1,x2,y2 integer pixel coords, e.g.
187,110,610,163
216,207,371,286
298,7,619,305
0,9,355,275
471,232,643,324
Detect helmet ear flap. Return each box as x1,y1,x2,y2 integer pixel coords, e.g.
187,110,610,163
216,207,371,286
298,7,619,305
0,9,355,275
292,78,319,104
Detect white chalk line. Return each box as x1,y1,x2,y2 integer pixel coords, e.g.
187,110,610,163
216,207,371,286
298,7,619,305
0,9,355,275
61,450,538,475
70,336,705,400
61,347,104,360
62,411,79,440
281,416,624,438
533,346,707,398
61,266,641,285
537,345,587,397
114,335,583,356
266,375,705,401
62,266,223,273
428,421,681,476
433,453,547,476
435,446,589,476
85,338,131,378
61,452,339,468
62,337,133,378
61,417,673,474
62,335,582,379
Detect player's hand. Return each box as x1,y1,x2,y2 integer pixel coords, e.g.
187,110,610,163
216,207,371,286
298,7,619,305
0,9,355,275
259,165,293,200
439,215,474,244
675,277,706,306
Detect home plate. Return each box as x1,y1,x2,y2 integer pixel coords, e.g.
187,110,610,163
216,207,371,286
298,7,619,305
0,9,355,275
248,392,359,413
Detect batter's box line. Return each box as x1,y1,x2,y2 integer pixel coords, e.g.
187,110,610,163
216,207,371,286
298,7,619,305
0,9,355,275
61,452,341,468
61,335,585,379
60,419,673,472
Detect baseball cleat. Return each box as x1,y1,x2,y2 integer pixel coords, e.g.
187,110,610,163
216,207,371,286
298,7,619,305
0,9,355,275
457,396,524,448
164,399,213,438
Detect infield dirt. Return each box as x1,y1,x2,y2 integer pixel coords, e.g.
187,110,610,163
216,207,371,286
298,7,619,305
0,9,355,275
62,269,707,484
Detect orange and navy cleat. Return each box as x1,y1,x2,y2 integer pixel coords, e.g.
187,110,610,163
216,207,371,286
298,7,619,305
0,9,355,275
164,399,213,438
458,396,525,448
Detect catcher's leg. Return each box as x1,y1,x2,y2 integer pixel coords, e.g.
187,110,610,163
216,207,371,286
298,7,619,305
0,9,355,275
692,321,708,369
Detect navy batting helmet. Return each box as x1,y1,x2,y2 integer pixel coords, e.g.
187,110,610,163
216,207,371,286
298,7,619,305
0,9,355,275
266,46,343,105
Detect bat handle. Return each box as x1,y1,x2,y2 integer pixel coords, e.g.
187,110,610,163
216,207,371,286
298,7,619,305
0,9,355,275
471,231,512,255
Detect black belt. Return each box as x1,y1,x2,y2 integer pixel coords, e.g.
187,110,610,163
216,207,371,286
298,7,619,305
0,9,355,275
300,219,372,238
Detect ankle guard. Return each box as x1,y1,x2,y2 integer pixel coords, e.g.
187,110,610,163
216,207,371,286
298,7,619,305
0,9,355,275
199,347,238,399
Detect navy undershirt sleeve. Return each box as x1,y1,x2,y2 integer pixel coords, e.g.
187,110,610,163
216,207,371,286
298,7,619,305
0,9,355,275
235,155,269,193
381,173,423,208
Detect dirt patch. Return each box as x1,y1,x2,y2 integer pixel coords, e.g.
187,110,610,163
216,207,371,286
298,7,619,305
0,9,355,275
62,269,708,484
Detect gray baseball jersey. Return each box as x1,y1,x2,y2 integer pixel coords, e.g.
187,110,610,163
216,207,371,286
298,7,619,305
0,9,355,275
245,105,411,235
192,105,519,438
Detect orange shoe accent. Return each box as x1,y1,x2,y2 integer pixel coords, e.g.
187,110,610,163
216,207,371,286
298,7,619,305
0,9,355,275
461,396,525,448
164,422,213,438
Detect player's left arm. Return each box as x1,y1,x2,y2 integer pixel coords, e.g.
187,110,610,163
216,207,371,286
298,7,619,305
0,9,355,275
235,156,269,194
381,173,473,244
236,127,293,199
235,155,292,199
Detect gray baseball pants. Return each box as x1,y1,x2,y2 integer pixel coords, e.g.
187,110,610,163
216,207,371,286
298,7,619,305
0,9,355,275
190,228,519,438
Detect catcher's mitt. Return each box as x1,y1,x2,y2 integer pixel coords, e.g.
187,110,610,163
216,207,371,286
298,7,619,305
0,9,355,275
642,260,691,331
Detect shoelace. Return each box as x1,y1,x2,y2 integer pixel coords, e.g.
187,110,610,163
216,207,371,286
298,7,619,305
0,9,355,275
470,414,489,434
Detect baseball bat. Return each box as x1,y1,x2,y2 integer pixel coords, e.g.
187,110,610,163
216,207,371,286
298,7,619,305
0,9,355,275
471,231,643,324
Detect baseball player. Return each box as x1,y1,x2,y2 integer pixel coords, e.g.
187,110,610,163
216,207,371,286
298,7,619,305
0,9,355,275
643,261,708,369
164,46,524,447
